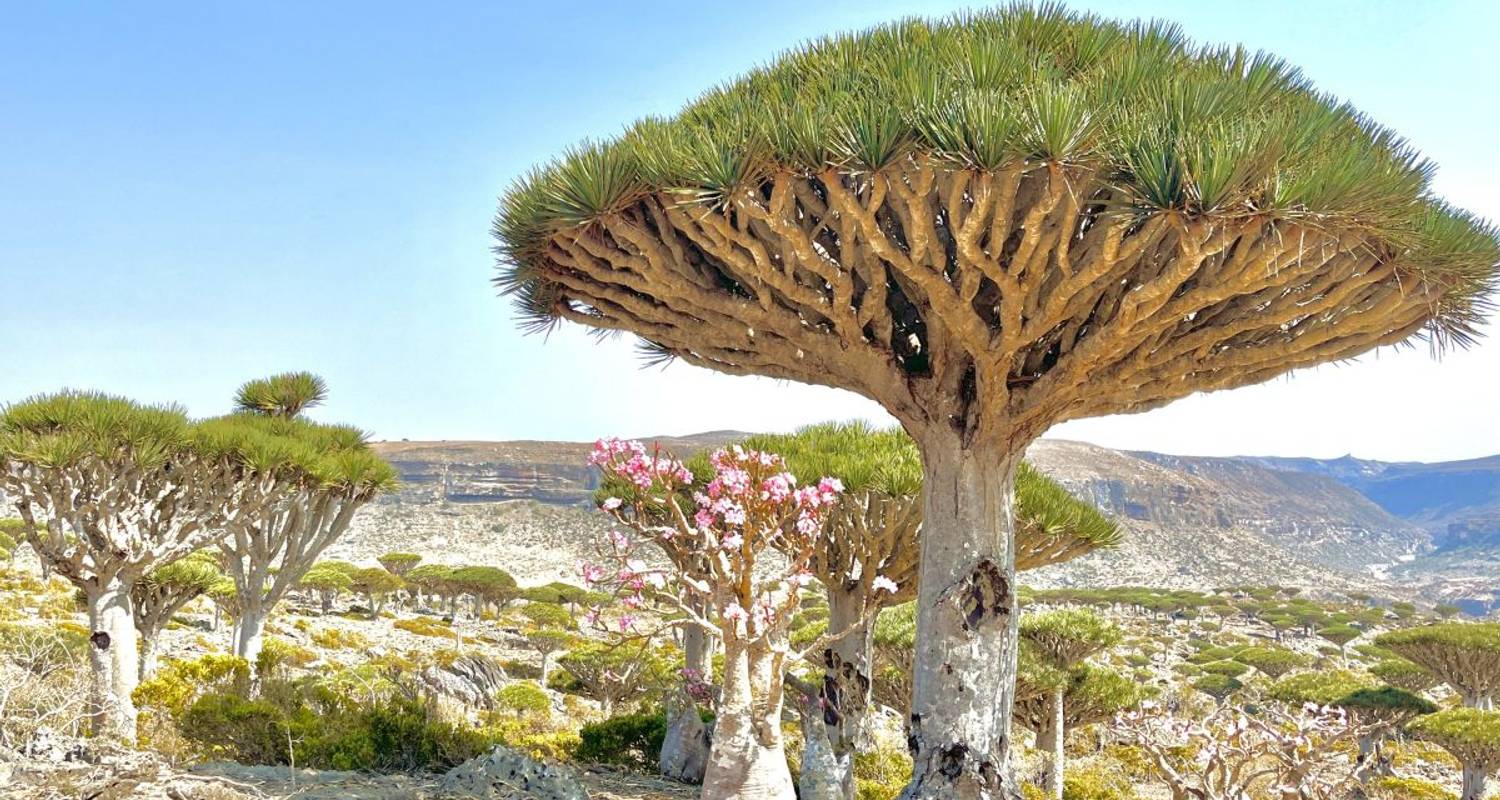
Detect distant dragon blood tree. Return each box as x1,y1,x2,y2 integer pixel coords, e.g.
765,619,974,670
587,439,850,797
494,8,1500,798
218,373,397,667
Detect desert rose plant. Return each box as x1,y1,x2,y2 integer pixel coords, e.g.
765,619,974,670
585,438,870,799
1118,702,1374,800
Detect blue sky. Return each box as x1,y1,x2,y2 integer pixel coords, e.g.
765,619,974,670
3,1,1497,460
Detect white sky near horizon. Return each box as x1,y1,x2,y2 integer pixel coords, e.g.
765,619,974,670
1,0,1497,463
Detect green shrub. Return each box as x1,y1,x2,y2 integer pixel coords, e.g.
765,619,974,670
257,637,317,676
1063,763,1135,800
496,681,550,717
1370,776,1456,800
575,710,668,772
309,627,368,650
1199,660,1249,678
854,744,913,800
394,616,456,638
502,659,543,681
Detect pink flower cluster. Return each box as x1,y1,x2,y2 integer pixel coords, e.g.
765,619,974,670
590,437,693,490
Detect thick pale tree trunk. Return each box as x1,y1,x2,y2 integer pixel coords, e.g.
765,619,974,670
901,436,1021,800
87,577,140,742
235,604,267,669
1461,763,1486,800
800,588,872,800
139,636,161,682
799,693,850,800
702,640,795,800
660,620,712,783
1046,688,1065,800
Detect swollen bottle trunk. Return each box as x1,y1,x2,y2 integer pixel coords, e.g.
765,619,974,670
901,441,1022,800
702,641,795,800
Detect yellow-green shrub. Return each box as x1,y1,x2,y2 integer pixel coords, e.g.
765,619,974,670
496,681,550,717
395,616,457,638
854,745,912,800
256,637,317,676
1370,776,1457,800
310,626,368,650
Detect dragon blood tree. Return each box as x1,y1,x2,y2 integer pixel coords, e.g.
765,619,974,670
1408,708,1500,800
588,438,847,798
1018,608,1122,800
744,422,1119,800
218,373,397,667
133,550,224,679
1377,622,1500,709
0,393,297,740
493,8,1500,796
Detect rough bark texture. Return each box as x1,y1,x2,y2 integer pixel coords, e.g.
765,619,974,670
702,642,795,800
902,440,1021,800
1462,764,1486,800
88,578,140,742
1046,687,1065,800
659,622,712,784
803,587,877,800
799,691,853,800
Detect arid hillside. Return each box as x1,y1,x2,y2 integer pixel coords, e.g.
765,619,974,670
328,435,1500,611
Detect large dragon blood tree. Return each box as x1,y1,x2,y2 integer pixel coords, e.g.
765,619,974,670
494,8,1500,798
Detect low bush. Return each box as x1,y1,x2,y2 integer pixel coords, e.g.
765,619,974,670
394,616,456,638
310,627,368,650
496,681,550,717
854,744,913,800
1062,763,1136,800
256,638,318,676
1369,776,1456,800
575,710,668,772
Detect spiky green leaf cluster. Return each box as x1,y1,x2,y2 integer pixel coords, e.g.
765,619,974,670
1376,623,1500,698
744,421,921,496
298,564,354,593
141,550,223,593
1335,687,1438,719
496,4,1499,344
233,372,328,419
1020,607,1121,668
1,390,396,495
1235,646,1311,679
1370,658,1438,693
1013,461,1122,553
1269,670,1374,706
0,391,191,470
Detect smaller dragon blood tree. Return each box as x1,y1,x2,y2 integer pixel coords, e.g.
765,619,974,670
585,438,868,800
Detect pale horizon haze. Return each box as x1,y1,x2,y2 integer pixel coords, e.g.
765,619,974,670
2,1,1497,462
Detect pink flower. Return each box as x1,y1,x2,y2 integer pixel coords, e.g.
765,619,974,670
796,514,819,535
872,575,899,594
721,532,743,549
579,563,607,586
601,497,623,511
721,504,747,526
723,603,748,622
618,614,636,632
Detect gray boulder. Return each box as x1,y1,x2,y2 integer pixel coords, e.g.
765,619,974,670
438,746,588,800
